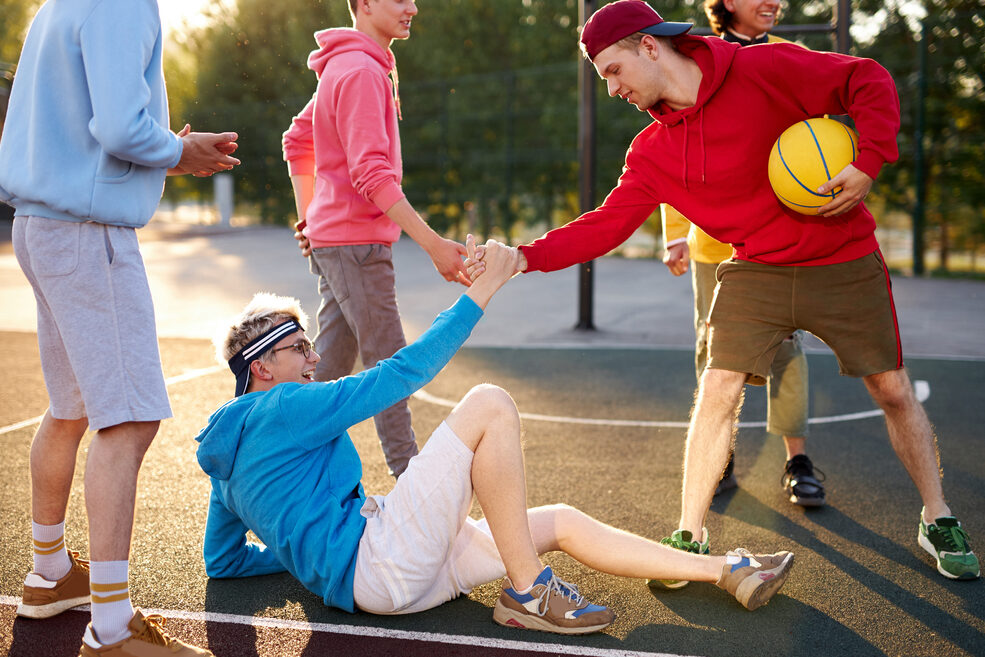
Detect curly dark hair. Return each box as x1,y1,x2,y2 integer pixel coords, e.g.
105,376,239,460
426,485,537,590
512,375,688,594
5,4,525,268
704,0,783,36
703,0,732,35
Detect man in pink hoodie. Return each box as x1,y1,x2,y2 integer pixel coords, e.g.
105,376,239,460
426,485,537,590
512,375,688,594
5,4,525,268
468,0,978,583
283,0,469,478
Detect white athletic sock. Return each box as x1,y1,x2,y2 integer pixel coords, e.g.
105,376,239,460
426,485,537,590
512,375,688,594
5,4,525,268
89,561,134,645
31,521,72,581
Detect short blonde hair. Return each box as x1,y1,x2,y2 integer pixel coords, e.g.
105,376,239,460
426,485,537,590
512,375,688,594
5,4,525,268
216,292,309,364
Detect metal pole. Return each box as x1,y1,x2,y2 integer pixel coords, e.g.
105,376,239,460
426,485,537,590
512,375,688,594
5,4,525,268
835,0,851,54
912,18,928,275
576,0,596,331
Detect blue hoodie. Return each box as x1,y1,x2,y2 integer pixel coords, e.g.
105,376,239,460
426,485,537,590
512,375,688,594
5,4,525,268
0,0,181,227
194,296,483,612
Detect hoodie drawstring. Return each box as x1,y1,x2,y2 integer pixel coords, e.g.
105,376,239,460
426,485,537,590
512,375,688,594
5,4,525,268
682,115,689,191
390,66,402,121
680,108,708,190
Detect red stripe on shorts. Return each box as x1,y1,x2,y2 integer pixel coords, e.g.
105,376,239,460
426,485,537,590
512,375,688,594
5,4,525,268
876,249,904,369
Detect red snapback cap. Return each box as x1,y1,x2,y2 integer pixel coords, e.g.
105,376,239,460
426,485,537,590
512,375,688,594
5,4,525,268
580,0,692,60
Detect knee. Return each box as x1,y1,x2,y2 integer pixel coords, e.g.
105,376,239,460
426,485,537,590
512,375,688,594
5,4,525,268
462,384,519,425
97,420,160,457
864,370,914,411
544,503,586,547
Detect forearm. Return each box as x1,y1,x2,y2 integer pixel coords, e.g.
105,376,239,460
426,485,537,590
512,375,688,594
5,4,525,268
290,173,315,225
384,197,440,252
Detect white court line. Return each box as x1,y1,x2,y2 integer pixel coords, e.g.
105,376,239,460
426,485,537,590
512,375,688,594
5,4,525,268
0,366,226,437
0,596,694,657
0,365,930,436
413,380,931,429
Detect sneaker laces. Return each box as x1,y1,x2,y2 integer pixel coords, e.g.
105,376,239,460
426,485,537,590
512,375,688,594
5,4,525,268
929,521,971,553
134,614,181,650
535,574,585,616
68,550,90,572
781,455,826,485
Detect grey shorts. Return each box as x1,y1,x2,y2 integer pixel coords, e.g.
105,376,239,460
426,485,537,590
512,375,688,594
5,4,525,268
707,251,903,384
13,217,171,430
352,422,505,615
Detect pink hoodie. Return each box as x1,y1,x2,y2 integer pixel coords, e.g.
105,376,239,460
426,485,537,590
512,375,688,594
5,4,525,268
282,29,405,247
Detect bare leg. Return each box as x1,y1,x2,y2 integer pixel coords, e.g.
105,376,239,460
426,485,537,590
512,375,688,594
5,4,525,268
783,436,807,460
32,411,89,525
679,368,746,537
443,385,543,590
863,369,950,520
85,421,159,561
527,505,725,582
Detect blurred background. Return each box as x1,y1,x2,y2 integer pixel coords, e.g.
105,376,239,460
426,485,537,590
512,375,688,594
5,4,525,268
2,0,983,276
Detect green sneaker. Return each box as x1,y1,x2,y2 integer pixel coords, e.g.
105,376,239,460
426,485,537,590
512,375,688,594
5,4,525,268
648,528,710,590
918,509,980,580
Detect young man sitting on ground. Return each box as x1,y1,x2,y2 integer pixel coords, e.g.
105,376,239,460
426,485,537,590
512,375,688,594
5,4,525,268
194,238,795,635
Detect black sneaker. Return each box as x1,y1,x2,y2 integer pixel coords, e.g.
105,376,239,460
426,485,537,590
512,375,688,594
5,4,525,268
781,454,825,507
714,453,738,496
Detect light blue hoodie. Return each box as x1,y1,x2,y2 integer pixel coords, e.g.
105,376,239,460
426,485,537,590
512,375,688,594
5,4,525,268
0,0,182,227
194,296,483,612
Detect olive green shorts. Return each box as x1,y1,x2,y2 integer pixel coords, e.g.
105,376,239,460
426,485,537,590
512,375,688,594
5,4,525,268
707,251,903,385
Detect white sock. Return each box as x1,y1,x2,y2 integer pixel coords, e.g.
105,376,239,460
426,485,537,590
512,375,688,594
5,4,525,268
89,561,134,645
31,521,72,581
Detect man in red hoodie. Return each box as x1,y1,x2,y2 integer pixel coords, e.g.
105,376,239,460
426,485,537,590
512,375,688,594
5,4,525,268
468,0,978,582
283,0,469,478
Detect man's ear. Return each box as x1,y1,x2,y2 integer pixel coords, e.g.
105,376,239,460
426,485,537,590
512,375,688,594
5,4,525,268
640,34,659,61
250,358,273,383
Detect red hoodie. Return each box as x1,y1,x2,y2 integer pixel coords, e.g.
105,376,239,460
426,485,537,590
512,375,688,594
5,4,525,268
520,36,900,271
282,29,405,247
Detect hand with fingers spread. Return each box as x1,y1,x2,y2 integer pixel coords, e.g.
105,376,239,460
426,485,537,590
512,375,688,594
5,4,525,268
816,164,873,216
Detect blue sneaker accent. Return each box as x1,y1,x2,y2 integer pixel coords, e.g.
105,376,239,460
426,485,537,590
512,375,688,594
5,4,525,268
729,556,752,573
493,565,615,634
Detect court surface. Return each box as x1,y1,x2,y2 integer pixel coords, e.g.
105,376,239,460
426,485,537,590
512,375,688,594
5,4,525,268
1,223,983,657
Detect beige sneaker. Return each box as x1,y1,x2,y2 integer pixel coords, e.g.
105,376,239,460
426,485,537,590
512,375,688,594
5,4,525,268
17,549,90,619
79,609,213,656
715,548,794,611
493,566,615,635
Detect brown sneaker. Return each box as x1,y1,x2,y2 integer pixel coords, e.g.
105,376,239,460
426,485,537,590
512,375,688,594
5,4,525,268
493,566,615,635
715,548,794,611
16,549,90,619
79,609,213,656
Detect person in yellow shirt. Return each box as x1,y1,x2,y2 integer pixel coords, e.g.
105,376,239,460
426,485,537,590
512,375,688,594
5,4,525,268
660,0,825,509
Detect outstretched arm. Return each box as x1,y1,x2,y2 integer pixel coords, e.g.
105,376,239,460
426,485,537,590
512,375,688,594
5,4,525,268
384,198,470,286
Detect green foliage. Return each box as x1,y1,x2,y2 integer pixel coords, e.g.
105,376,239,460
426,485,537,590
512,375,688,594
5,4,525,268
164,0,984,270
856,0,985,270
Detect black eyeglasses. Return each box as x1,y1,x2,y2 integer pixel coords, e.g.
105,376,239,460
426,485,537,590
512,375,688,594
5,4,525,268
269,338,312,359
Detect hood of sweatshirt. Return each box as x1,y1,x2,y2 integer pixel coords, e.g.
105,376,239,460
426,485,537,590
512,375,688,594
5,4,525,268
195,394,261,481
647,36,738,190
308,28,395,78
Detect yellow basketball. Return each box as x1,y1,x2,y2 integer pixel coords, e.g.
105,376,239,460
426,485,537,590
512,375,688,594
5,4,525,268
768,118,859,214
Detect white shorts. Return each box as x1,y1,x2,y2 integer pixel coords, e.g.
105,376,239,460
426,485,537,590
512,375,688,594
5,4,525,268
352,421,505,614
12,217,172,430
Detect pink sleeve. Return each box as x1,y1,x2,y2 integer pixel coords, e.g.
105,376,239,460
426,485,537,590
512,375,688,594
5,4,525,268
332,69,405,210
282,94,316,176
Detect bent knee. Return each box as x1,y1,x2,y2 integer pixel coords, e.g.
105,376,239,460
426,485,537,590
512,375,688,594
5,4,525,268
462,384,518,419
864,370,915,409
